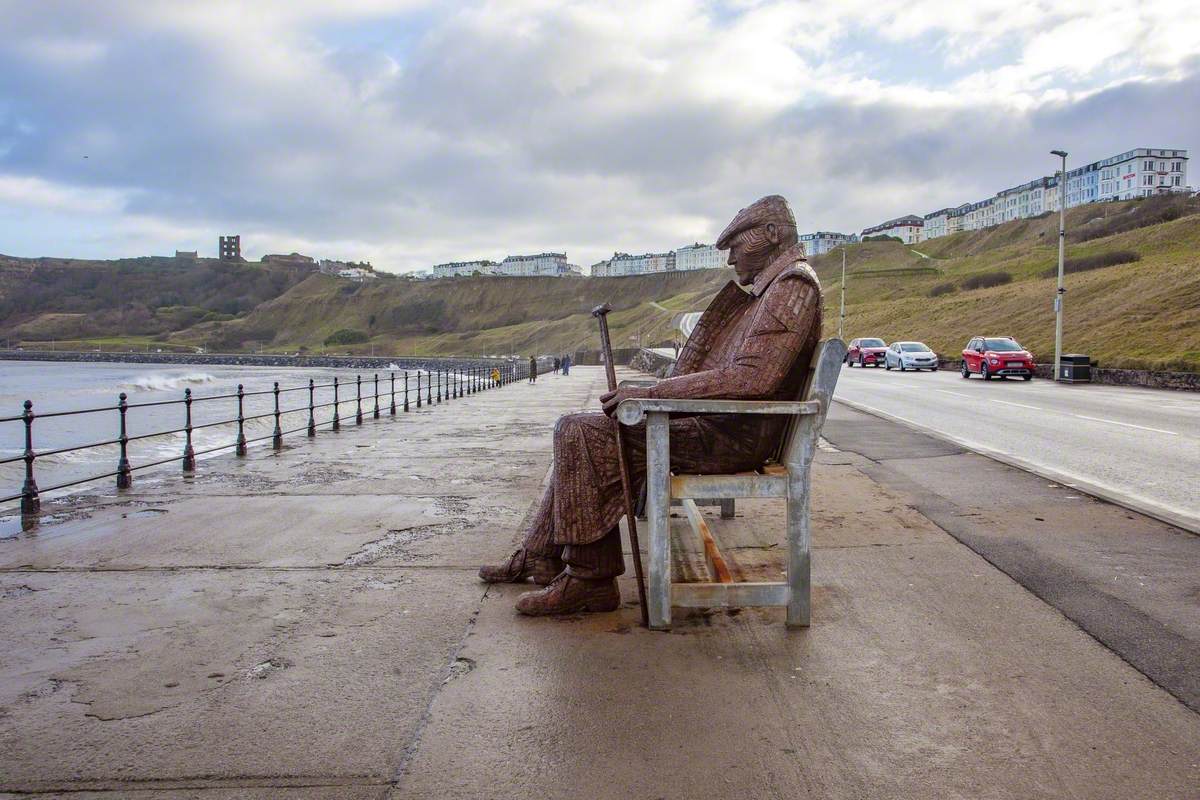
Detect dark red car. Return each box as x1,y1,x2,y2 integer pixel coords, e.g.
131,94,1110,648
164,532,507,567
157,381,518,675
961,336,1035,380
846,337,888,367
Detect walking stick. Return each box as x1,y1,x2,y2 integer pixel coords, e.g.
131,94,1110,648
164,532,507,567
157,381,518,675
592,303,649,628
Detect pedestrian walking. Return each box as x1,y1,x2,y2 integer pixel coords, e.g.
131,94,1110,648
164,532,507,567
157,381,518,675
529,355,538,384
561,354,570,376
554,357,561,374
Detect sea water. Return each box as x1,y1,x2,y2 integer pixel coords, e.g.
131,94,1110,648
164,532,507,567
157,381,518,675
0,360,426,510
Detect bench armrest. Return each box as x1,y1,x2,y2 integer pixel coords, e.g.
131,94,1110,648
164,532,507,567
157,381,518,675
616,398,820,425
618,379,658,389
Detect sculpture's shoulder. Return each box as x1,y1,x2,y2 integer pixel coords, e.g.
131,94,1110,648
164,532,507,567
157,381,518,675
776,259,821,293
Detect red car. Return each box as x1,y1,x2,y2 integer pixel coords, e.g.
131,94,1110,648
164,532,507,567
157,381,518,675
961,336,1035,380
846,337,888,367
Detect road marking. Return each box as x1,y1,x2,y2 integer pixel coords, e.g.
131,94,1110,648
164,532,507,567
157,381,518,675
834,397,1199,534
1071,415,1178,436
934,390,973,399
988,398,1042,411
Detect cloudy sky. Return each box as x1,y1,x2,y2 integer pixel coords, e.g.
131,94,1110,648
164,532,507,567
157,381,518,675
1,1,1197,272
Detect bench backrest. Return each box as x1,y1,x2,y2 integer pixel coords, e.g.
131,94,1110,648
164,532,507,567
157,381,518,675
777,338,847,466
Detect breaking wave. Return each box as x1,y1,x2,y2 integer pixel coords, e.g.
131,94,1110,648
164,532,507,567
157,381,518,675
125,372,218,392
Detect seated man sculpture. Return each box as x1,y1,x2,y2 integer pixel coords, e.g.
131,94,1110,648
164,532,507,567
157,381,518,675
480,195,823,616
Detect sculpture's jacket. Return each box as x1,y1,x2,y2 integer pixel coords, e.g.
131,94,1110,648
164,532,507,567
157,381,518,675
536,242,822,549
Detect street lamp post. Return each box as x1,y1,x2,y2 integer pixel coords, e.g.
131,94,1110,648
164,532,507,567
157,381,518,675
838,247,846,341
1051,149,1068,381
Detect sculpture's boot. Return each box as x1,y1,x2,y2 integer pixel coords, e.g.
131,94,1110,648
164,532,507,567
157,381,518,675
478,548,563,585
515,571,620,616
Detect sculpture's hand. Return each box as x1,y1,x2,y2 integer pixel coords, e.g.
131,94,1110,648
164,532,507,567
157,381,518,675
600,386,645,418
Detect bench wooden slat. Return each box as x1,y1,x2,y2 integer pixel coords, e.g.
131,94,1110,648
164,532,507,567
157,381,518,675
671,473,786,499
681,498,733,583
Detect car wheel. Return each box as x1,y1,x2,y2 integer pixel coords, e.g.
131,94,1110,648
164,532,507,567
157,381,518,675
885,360,891,370
931,366,938,372
982,363,992,381
859,356,865,368
1023,374,1032,381
960,361,970,378
899,361,906,371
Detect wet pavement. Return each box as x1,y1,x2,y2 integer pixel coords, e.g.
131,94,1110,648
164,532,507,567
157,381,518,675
0,367,1197,798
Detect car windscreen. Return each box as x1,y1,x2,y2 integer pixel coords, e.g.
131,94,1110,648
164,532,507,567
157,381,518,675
901,343,930,352
984,338,1022,351
860,338,885,347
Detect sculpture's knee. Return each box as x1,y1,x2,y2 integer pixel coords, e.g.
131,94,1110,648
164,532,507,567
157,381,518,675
553,412,585,442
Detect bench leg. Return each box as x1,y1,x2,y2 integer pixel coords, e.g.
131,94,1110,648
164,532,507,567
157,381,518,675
720,498,735,519
786,429,815,628
646,412,671,630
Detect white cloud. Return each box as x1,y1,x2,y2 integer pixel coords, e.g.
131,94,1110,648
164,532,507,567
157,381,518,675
0,0,1197,270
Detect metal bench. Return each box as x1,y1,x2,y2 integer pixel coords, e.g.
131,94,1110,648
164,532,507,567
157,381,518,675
616,338,847,630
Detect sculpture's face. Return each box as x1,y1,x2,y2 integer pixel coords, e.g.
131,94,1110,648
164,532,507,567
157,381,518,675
726,223,780,285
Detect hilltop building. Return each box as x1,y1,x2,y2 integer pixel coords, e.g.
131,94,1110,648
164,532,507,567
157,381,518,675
593,251,675,277
494,252,578,277
337,267,376,282
882,147,1191,243
262,253,317,271
175,250,198,260
798,231,857,256
432,259,498,278
219,235,242,262
674,243,726,270
862,215,924,244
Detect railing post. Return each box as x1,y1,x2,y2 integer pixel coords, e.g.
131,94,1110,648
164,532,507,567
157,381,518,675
20,400,40,515
373,373,380,419
116,392,132,489
182,388,197,472
272,382,283,450
332,377,341,431
355,375,363,425
236,384,247,456
416,371,422,408
453,368,458,399
426,370,432,406
307,379,316,437
390,371,397,416
436,369,442,403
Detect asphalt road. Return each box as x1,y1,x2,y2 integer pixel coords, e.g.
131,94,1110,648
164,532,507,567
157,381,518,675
833,364,1200,533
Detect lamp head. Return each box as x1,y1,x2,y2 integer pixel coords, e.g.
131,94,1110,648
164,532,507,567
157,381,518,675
1050,149,1068,158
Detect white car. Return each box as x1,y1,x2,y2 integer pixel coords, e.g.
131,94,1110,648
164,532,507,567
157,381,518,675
885,341,939,371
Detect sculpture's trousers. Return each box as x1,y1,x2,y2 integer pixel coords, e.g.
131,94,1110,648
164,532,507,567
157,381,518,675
522,411,781,579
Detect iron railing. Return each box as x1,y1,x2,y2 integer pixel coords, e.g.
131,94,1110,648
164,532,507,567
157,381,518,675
2,361,531,514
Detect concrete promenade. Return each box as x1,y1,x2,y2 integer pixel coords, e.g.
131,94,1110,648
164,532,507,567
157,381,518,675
0,367,1197,798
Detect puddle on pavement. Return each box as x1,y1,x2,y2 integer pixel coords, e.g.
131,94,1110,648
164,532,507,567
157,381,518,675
122,508,168,519
0,512,71,538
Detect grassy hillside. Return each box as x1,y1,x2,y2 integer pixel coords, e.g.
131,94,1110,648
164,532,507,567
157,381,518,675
0,254,312,343
6,194,1197,371
812,195,1200,371
169,269,729,355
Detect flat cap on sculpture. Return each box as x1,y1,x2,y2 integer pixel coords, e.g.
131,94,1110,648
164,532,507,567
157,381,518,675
715,194,797,250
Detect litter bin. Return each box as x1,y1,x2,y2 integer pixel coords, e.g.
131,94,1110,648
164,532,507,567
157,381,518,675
1058,354,1091,383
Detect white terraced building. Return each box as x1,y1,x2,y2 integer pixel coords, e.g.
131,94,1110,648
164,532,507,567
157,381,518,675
592,251,676,277
798,231,858,256
861,215,924,244
674,243,726,271
432,259,498,278
926,147,1189,240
